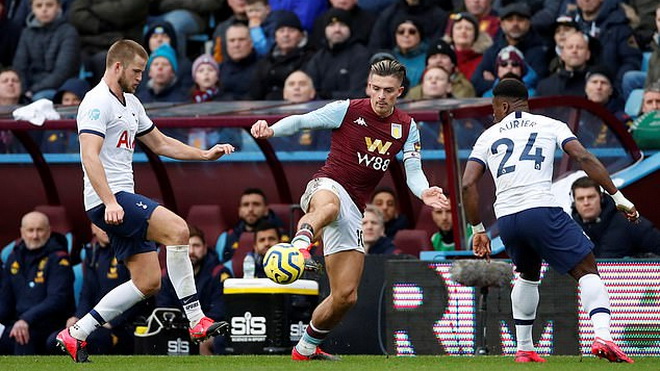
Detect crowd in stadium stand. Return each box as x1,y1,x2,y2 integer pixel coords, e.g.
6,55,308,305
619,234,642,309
0,0,658,122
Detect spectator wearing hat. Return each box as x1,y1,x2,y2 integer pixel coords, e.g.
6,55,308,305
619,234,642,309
422,39,475,98
137,43,189,103
471,2,548,96
537,31,592,97
42,78,91,153
547,15,580,75
443,12,492,81
369,0,448,51
249,11,314,100
191,54,221,103
303,8,370,99
565,0,642,93
498,0,561,37
268,0,328,33
246,1,298,57
310,0,376,49
391,18,428,86
582,65,630,147
141,21,194,91
218,22,259,100
483,45,538,97
458,0,499,38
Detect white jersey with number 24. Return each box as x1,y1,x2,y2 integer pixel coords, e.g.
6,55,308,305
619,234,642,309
468,111,577,218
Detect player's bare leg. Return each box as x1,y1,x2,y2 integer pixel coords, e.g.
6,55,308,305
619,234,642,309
293,250,364,360
569,253,633,363
148,206,228,342
291,190,340,271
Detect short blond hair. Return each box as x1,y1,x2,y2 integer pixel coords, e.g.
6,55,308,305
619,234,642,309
106,39,148,69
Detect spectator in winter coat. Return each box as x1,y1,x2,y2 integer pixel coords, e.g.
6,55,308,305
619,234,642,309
571,176,660,258
12,0,79,100
0,211,75,355
303,8,370,99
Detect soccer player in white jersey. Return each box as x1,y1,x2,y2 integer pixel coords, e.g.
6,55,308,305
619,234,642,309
55,40,235,362
462,79,637,363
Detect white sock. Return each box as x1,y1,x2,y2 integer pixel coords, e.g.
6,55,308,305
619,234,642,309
579,274,612,341
70,280,145,341
166,245,204,326
511,277,540,351
295,322,328,356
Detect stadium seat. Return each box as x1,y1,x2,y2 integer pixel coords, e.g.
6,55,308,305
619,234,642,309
393,229,432,257
227,232,255,278
625,89,644,118
642,51,651,72
415,206,438,238
269,203,303,237
186,204,228,250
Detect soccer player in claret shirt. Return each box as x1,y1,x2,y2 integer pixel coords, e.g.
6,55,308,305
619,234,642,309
251,59,449,360
55,39,235,362
462,78,636,363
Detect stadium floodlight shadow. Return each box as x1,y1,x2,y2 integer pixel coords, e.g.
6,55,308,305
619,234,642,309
450,259,513,355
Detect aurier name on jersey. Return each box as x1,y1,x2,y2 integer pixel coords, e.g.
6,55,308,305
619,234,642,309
77,80,155,211
468,111,578,218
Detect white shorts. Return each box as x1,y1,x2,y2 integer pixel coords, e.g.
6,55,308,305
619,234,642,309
300,177,365,256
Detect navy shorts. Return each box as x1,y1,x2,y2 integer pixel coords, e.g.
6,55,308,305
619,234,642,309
498,207,593,275
87,191,159,262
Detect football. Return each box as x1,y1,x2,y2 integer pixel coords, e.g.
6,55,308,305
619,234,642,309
263,243,305,284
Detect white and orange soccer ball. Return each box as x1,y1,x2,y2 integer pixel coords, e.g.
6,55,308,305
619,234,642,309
263,243,305,284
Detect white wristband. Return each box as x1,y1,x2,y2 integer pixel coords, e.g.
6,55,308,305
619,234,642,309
610,191,634,210
471,223,486,234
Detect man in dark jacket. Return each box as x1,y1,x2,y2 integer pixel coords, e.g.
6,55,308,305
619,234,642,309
571,176,660,258
222,188,286,262
136,43,189,103
536,31,590,97
249,11,313,100
303,8,370,99
471,3,548,96
156,225,231,355
363,205,399,255
310,0,375,49
567,0,642,93
368,0,447,51
218,22,259,100
0,211,75,355
12,0,79,100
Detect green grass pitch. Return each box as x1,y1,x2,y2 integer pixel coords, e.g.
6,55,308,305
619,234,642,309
0,355,658,371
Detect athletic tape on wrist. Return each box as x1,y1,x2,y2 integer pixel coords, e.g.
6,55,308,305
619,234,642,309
471,223,486,234
611,191,634,209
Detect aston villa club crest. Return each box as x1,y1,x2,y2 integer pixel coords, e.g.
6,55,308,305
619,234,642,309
391,123,402,139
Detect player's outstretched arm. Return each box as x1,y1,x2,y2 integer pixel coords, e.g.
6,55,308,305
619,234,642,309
80,133,124,225
138,127,235,161
564,140,639,222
